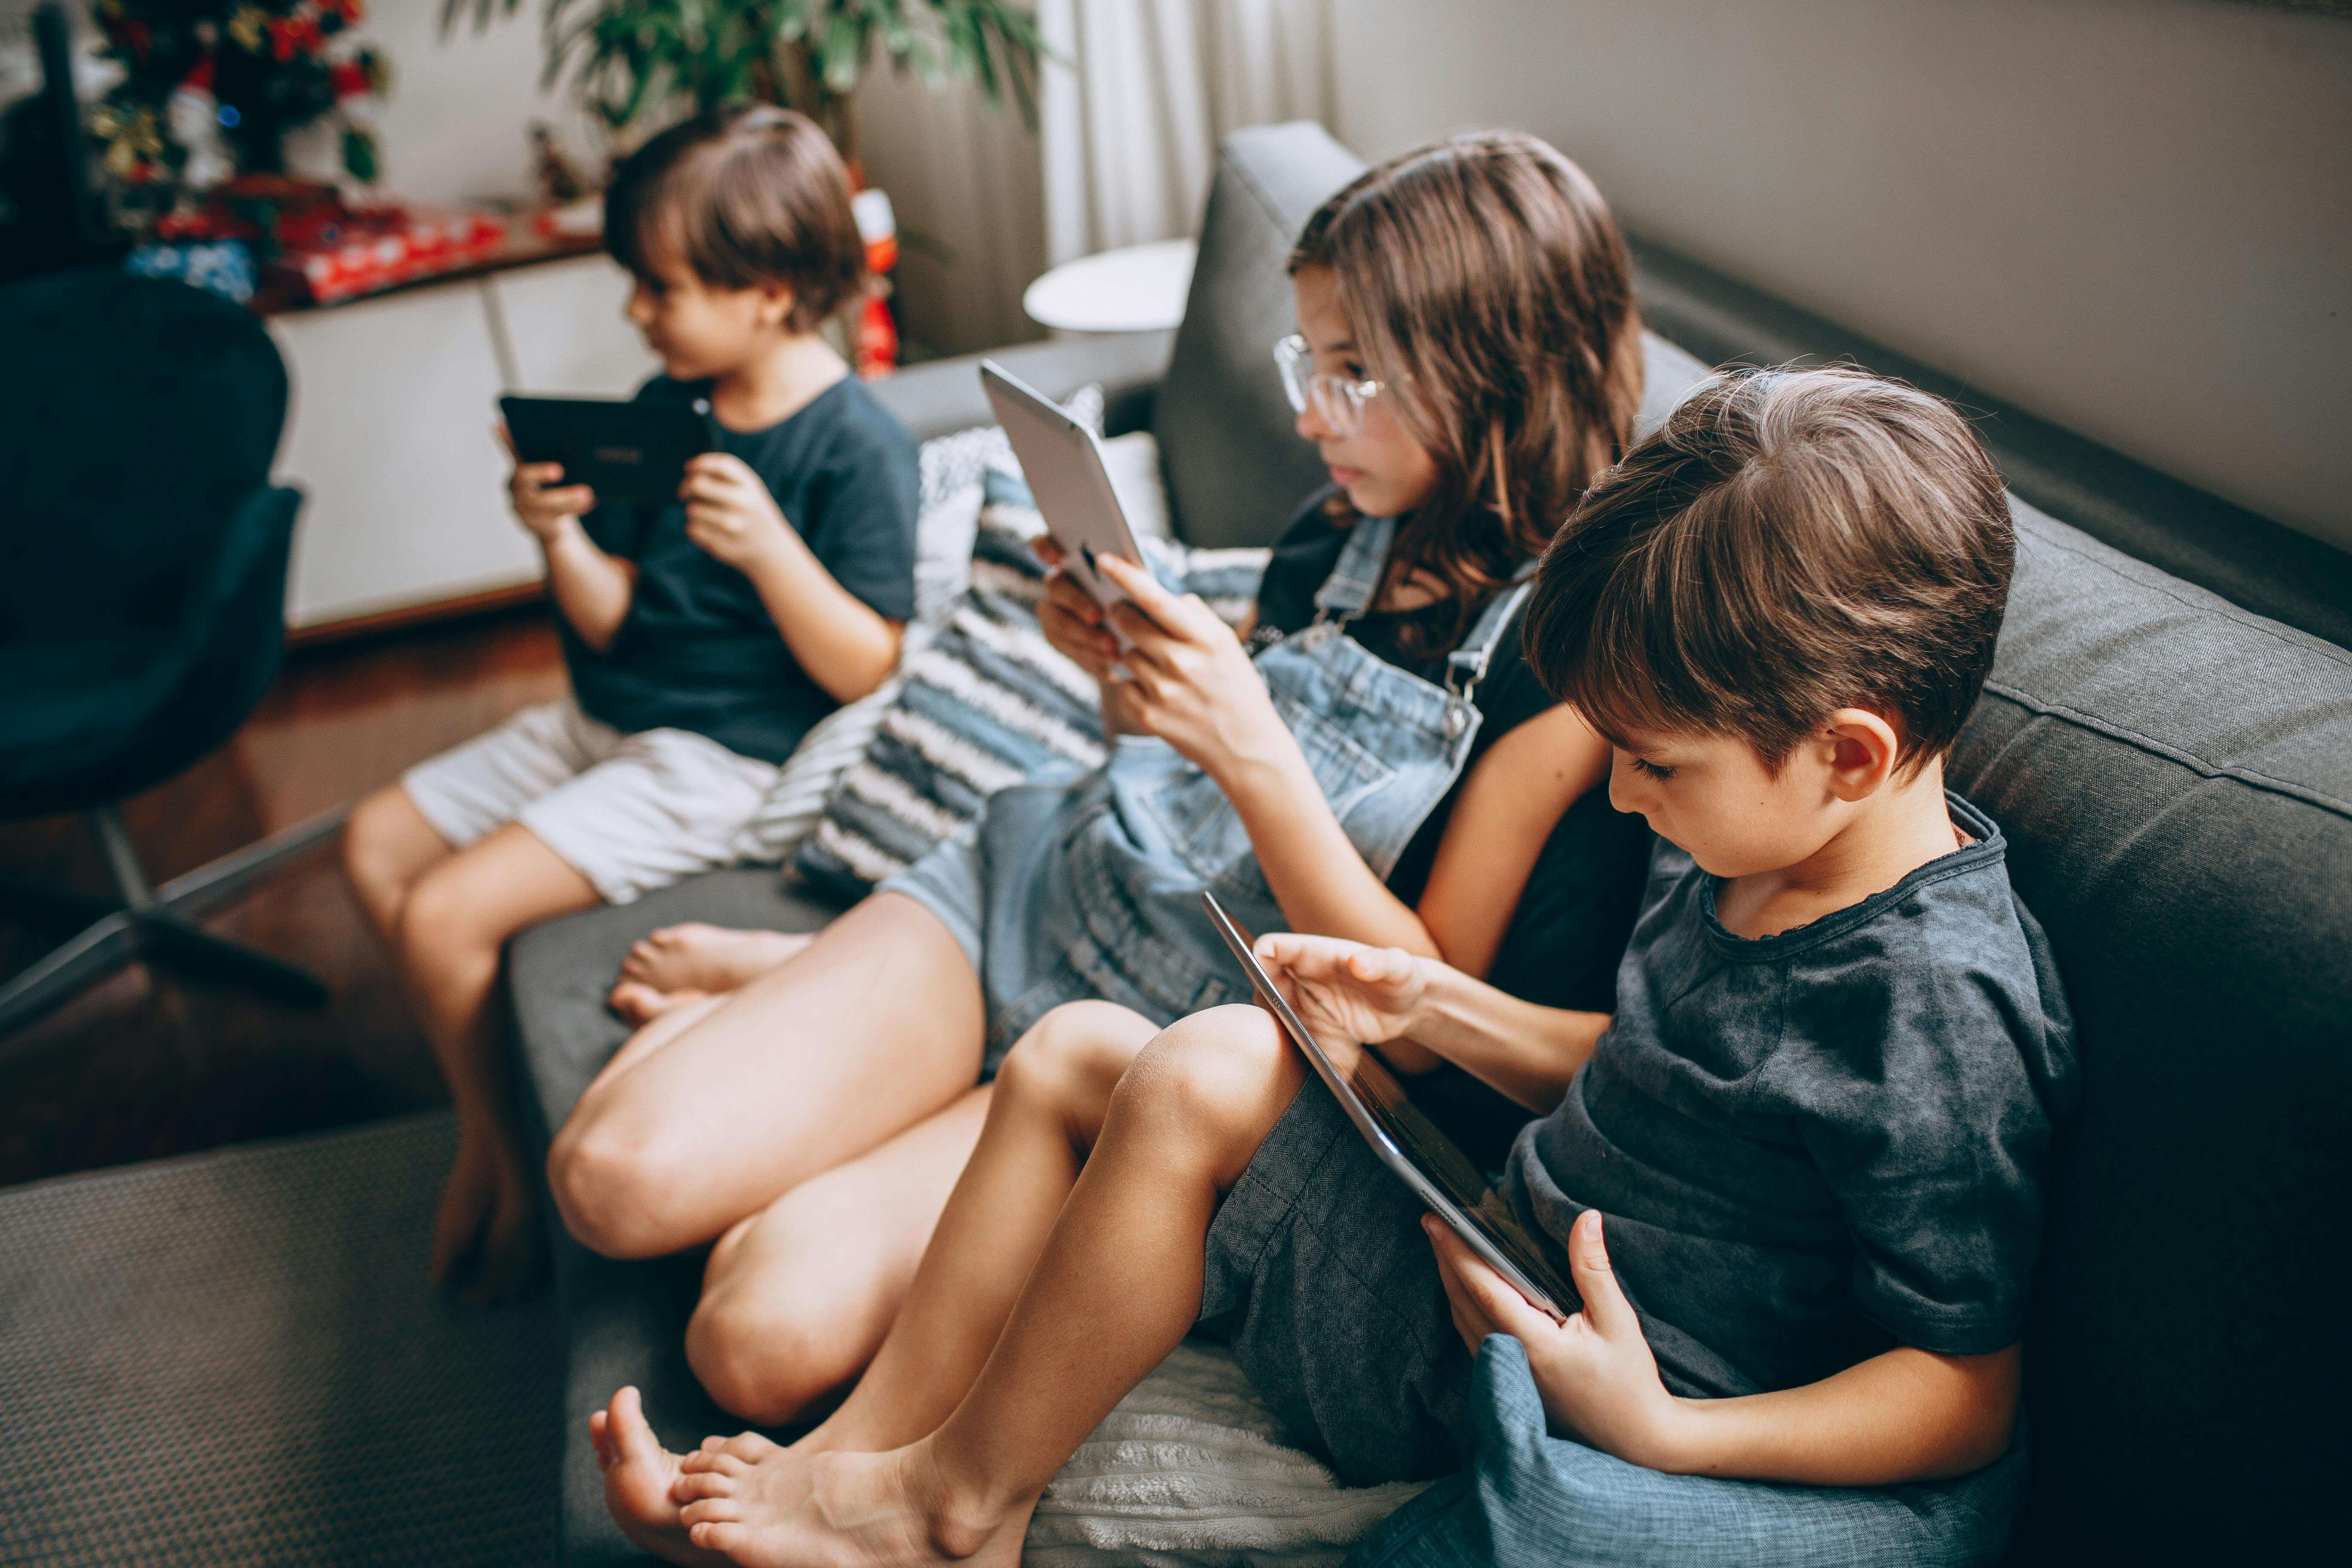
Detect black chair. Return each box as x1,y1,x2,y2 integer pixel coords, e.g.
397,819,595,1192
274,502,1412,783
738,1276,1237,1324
0,269,343,1045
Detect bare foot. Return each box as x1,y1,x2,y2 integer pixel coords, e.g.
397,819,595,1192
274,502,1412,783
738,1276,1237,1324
620,924,815,996
670,1439,1035,1568
433,1122,544,1306
609,980,711,1028
592,1386,751,1568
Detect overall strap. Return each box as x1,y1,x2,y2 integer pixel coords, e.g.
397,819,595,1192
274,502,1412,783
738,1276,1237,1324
1443,556,1541,701
1310,514,1397,624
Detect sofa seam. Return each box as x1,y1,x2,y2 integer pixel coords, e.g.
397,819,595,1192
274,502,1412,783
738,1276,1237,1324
1978,680,2352,821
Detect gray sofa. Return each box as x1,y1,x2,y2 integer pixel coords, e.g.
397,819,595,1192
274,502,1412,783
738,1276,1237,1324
507,123,2348,1564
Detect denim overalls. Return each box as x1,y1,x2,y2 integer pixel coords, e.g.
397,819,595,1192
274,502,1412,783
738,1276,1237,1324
883,514,1537,1069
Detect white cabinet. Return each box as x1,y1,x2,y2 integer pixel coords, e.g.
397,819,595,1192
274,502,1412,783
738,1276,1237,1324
271,254,660,631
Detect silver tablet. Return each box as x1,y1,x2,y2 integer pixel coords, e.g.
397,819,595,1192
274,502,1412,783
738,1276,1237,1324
980,359,1152,634
1202,891,1575,1322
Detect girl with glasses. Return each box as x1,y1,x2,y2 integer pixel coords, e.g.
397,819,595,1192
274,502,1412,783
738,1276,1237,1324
560,135,1653,1550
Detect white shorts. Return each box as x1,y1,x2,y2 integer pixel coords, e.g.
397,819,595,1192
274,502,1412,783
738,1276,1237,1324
401,697,781,905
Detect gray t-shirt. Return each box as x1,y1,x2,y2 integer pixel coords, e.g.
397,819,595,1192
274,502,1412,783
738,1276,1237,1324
1503,793,2077,1400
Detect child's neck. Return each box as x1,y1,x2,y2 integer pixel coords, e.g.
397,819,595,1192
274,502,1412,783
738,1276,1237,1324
1716,757,1965,940
707,332,849,433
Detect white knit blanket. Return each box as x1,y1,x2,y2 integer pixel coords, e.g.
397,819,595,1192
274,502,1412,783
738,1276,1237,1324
1024,1341,1431,1568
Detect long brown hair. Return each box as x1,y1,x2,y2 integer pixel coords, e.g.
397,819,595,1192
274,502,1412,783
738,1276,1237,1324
1290,131,1643,656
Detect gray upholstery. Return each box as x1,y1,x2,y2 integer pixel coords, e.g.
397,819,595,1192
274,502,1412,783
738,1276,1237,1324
864,330,1173,446
504,120,2348,1565
1947,506,2350,1563
1154,122,1370,549
505,870,843,1568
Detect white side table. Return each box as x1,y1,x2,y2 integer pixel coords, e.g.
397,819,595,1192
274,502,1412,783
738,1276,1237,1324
1022,238,1198,334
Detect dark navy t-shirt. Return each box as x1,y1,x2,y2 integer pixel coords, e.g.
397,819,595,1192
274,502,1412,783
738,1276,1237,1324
562,374,919,763
1504,794,2079,1399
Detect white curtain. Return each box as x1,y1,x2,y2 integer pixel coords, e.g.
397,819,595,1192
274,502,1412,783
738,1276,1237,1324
1038,0,1336,267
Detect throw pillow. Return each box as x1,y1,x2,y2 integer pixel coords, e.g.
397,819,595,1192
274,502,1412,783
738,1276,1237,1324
793,470,1270,897
732,386,1105,867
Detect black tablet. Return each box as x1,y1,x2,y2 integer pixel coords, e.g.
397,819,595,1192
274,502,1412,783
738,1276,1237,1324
499,394,714,508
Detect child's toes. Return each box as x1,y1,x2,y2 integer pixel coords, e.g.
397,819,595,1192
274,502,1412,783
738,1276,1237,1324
671,1469,737,1504
681,1498,744,1527
718,1431,778,1462
589,1411,614,1469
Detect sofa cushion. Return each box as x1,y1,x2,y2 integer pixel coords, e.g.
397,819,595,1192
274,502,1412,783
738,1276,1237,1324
1946,503,2351,1563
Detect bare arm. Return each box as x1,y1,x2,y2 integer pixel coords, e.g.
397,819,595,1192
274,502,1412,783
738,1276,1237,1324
1253,934,1609,1113
1429,1214,2022,1488
542,519,638,652
504,446,636,653
677,453,903,703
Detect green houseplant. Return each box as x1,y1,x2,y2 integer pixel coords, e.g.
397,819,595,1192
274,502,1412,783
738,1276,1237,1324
444,0,1045,166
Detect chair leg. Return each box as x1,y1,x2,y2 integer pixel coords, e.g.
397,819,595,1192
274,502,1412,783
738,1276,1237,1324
0,910,144,1043
139,912,330,1007
0,805,346,1050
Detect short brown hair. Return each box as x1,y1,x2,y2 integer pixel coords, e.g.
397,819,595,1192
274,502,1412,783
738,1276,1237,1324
1524,366,2014,772
1290,131,1644,658
605,106,866,332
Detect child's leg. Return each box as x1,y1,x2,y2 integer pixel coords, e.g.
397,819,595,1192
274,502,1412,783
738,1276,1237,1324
341,783,456,948
686,1083,994,1425
546,891,986,1262
652,1004,1307,1567
395,823,601,1301
800,1000,1166,1452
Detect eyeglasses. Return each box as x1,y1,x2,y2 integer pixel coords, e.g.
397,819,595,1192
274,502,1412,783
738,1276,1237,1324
1274,334,1382,437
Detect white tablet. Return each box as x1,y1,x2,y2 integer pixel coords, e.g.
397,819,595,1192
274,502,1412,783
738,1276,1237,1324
980,360,1153,636
1202,891,1575,1322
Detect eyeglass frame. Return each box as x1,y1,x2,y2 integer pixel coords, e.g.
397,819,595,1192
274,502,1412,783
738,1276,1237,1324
1274,334,1383,435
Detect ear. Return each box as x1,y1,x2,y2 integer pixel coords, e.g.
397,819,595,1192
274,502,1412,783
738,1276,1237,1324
754,279,798,329
1819,708,1901,802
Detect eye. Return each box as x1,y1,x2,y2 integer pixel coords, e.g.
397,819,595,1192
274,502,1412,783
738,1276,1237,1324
1341,360,1367,382
1631,757,1676,781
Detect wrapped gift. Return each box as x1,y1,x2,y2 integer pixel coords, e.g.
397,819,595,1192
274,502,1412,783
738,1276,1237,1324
270,207,509,305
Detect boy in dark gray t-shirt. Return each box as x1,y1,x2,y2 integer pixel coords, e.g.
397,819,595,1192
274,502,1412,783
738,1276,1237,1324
1505,794,2075,1404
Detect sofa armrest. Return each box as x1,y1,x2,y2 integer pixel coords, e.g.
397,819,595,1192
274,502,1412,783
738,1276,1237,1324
866,331,1174,444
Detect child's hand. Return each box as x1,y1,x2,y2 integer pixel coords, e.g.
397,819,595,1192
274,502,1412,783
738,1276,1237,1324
680,453,794,572
1035,538,1123,679
1425,1210,1690,1473
1093,551,1282,779
500,424,594,541
1253,932,1430,1049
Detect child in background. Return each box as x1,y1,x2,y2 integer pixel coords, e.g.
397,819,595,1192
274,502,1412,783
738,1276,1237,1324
342,106,918,1305
593,367,2075,1568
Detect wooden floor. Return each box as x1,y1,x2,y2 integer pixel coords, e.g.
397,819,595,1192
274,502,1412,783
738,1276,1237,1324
0,611,568,1188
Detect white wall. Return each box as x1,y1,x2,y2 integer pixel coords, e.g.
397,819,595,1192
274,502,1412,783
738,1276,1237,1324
1330,0,2352,551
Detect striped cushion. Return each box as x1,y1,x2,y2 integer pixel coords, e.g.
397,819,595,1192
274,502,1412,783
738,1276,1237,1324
792,472,1270,899
732,390,1106,867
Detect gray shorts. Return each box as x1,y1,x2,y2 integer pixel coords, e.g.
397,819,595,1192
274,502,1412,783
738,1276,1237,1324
402,698,779,906
1198,1076,1480,1488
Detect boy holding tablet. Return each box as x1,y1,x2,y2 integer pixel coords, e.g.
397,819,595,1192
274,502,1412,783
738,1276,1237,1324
343,107,917,1305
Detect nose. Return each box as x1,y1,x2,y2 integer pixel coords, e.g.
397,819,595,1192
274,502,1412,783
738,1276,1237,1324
1605,753,1640,815
626,285,654,326
1295,401,1332,444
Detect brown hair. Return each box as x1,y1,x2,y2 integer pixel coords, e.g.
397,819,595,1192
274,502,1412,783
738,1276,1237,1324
1290,131,1644,657
1523,365,2013,772
605,106,866,333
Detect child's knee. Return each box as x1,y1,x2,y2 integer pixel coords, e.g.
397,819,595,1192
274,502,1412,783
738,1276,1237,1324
1117,1004,1298,1163
684,1281,848,1425
995,1000,1157,1115
546,1110,697,1260
343,785,424,891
